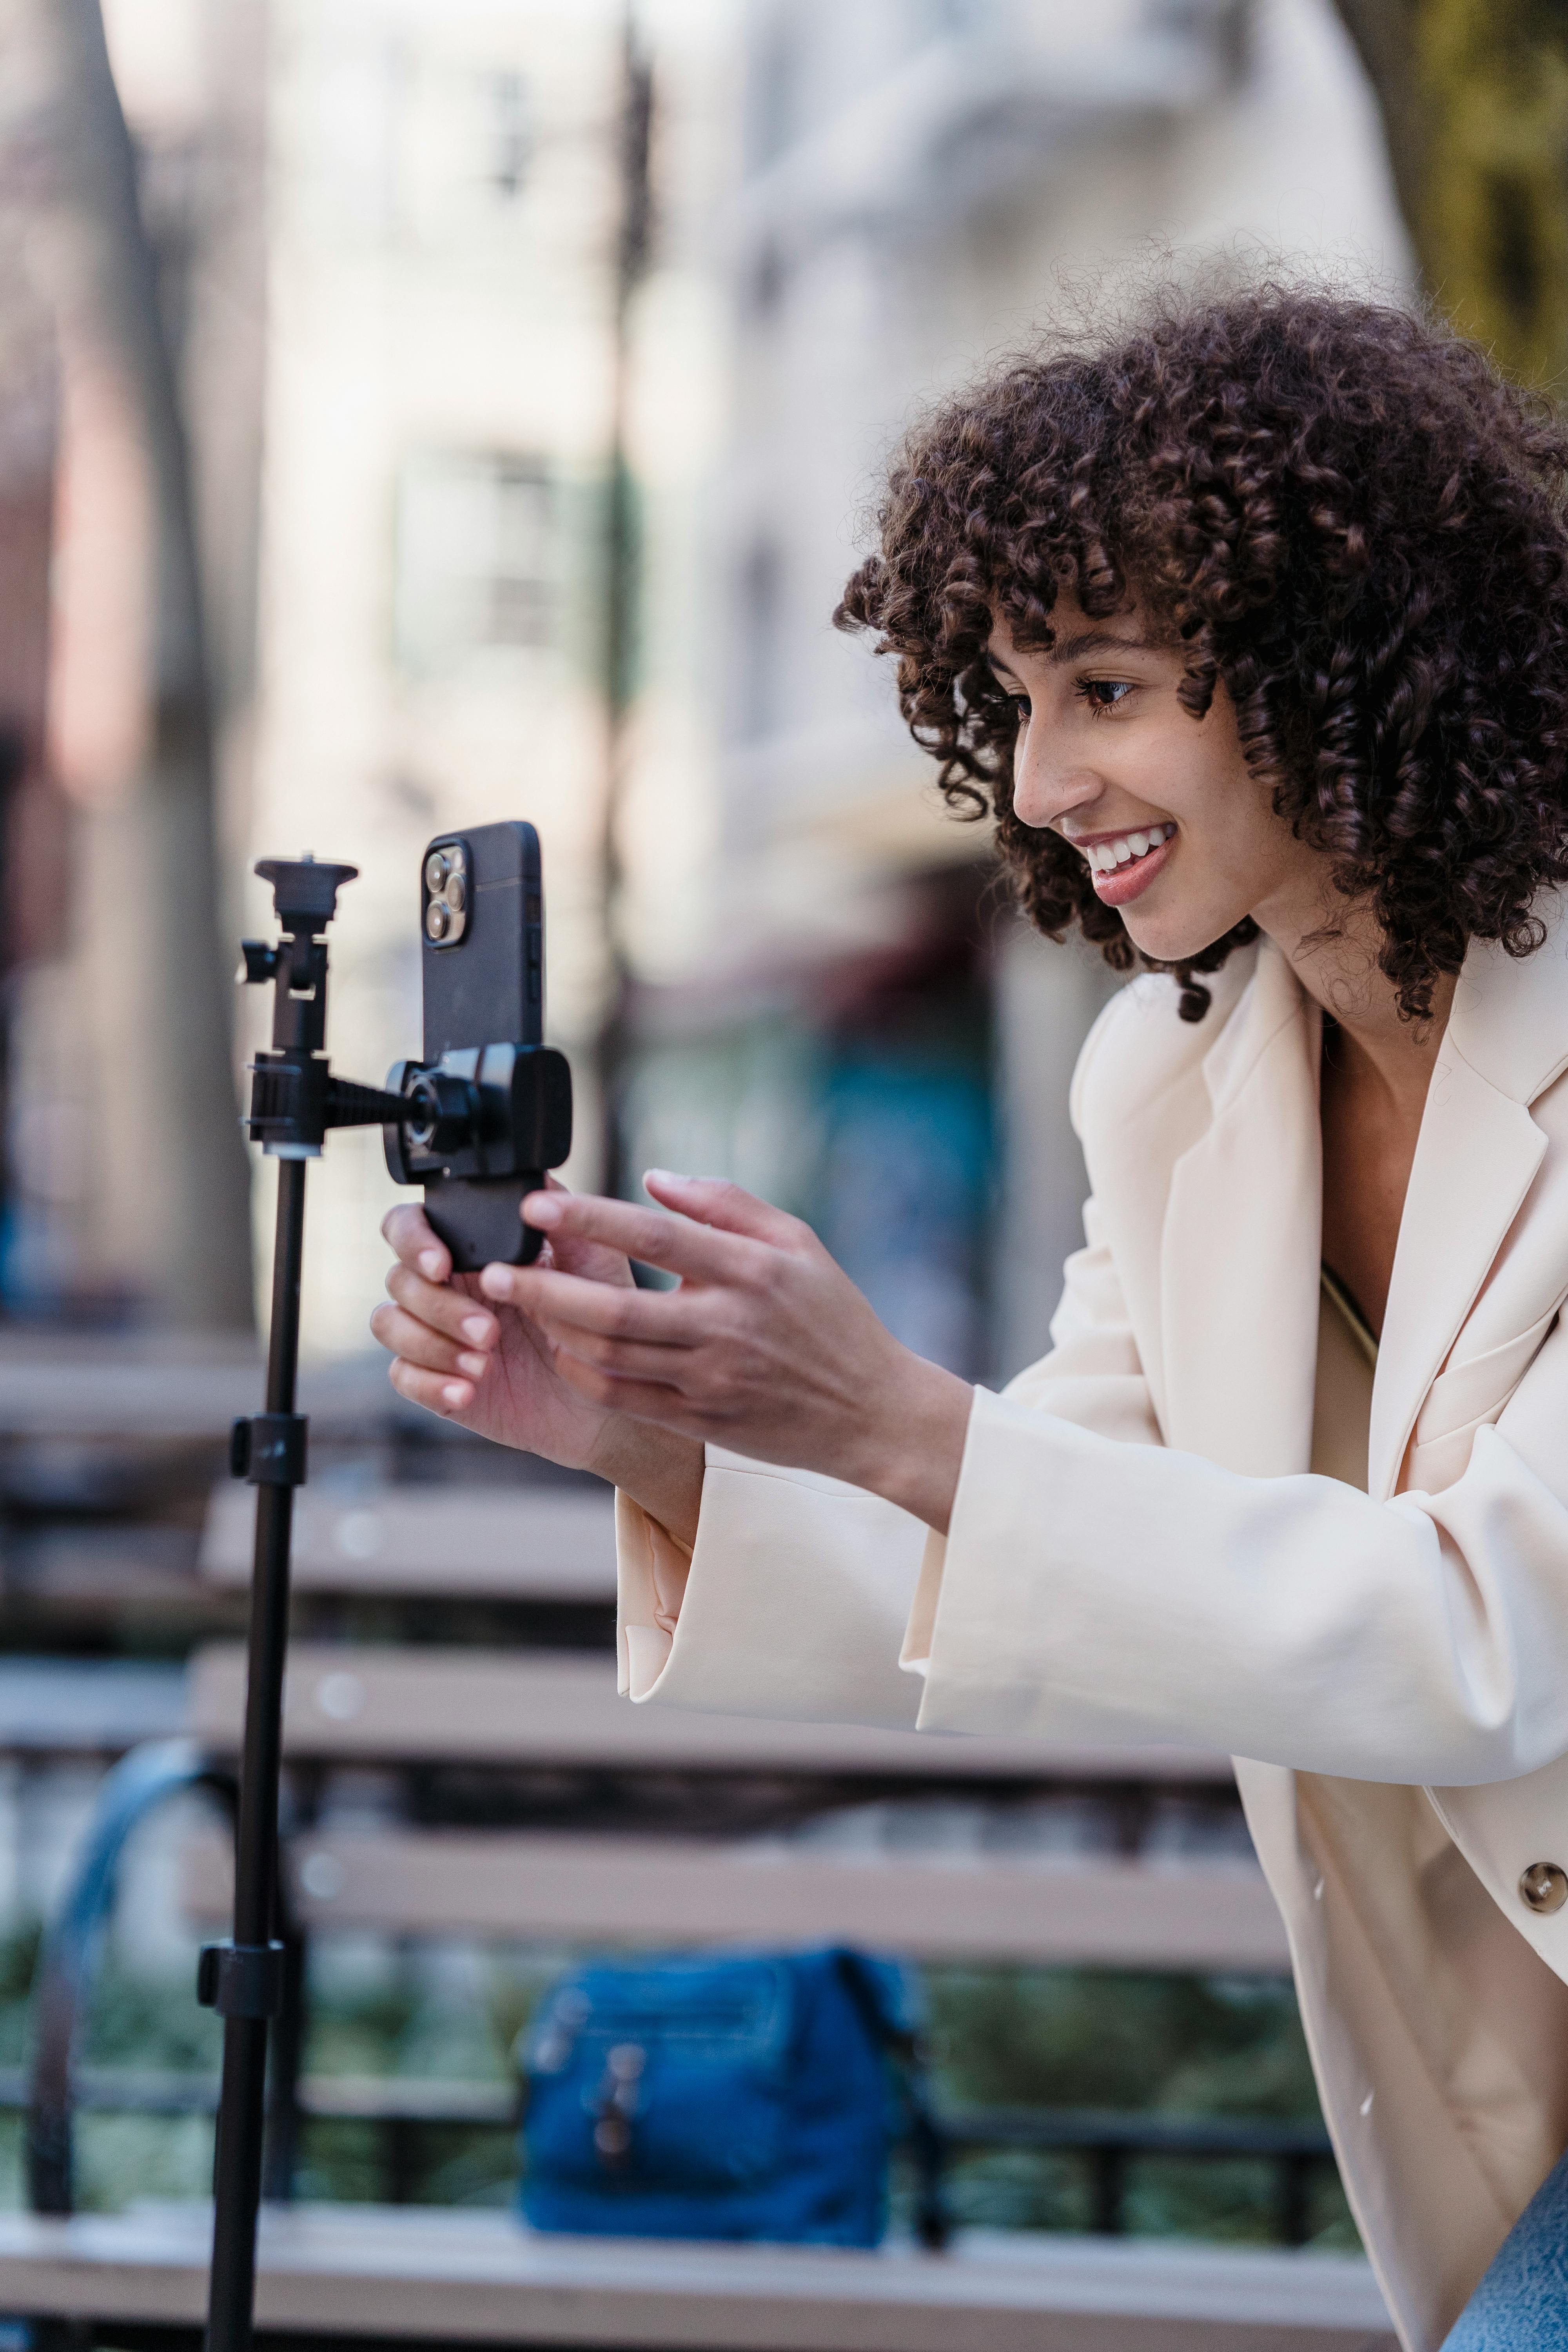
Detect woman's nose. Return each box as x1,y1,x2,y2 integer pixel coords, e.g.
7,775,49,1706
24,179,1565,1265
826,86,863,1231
1012,735,1101,833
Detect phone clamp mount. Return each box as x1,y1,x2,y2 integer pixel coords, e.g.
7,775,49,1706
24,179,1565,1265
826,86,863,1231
205,855,568,2352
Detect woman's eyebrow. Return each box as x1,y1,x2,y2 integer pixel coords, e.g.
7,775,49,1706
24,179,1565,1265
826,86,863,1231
1051,627,1157,662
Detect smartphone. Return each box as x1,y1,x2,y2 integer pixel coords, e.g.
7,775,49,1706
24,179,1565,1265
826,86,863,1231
417,820,548,1271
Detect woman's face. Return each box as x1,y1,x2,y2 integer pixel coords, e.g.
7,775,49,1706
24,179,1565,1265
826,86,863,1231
988,598,1326,965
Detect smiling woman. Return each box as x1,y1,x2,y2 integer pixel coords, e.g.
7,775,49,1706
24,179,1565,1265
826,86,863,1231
835,287,1568,1031
374,283,1568,2352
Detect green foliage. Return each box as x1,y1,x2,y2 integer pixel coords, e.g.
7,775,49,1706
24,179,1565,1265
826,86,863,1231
926,1964,1321,2116
924,1965,1359,2250
1336,0,1568,390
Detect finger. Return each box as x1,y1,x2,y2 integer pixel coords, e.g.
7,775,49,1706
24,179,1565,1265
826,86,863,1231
371,1302,492,1383
526,1180,635,1287
382,1202,451,1283
483,1262,701,1344
385,1263,499,1351
520,1191,766,1285
642,1171,809,1252
387,1355,477,1418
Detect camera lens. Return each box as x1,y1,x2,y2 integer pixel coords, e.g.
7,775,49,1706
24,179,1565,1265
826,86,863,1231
446,874,466,915
425,900,449,941
425,851,450,895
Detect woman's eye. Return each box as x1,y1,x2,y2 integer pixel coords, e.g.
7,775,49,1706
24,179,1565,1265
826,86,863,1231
1078,678,1134,714
1009,692,1031,719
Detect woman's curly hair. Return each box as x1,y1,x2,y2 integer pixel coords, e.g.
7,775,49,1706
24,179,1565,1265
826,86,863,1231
835,283,1568,1020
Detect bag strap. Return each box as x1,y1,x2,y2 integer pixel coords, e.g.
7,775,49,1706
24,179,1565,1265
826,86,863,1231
831,1952,949,2251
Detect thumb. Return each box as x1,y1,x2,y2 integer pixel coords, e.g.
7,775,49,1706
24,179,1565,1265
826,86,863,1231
642,1170,809,1252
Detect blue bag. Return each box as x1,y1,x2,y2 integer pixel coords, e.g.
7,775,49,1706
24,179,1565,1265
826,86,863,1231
519,1946,945,2247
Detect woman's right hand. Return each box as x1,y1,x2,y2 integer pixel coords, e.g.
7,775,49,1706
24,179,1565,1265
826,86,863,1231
371,1183,635,1473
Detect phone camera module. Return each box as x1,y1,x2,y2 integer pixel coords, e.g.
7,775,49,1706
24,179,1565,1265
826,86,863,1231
423,841,467,947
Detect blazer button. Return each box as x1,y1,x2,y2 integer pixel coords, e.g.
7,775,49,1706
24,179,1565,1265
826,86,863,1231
1520,1862,1568,1915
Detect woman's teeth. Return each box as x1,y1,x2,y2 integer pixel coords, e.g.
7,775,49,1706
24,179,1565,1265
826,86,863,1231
1084,823,1176,875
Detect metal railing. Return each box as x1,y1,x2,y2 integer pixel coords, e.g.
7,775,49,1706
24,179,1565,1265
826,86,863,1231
0,2063,1336,2243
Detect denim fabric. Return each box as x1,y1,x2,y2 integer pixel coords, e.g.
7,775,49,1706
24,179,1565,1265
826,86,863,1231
1442,2151,1568,2347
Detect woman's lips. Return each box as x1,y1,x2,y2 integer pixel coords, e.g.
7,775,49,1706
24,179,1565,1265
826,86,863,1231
1089,829,1176,907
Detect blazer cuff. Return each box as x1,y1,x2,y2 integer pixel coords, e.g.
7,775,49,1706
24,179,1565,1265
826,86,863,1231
617,1446,927,1728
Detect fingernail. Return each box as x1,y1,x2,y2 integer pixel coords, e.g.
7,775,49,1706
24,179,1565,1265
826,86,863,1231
523,1193,562,1226
457,1352,488,1379
442,1382,469,1408
478,1263,511,1297
644,1168,690,1188
419,1251,444,1278
461,1315,492,1343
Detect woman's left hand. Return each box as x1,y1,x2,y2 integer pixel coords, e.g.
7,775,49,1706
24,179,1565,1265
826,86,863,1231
479,1171,973,1534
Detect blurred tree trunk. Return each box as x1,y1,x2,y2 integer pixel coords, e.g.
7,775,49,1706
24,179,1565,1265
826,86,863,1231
51,0,254,1328
1334,0,1568,388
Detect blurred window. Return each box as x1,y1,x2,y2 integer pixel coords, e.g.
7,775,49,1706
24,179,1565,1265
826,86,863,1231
394,452,555,674
484,69,532,201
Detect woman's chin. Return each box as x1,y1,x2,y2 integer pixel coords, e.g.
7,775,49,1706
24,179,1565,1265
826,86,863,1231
1120,916,1216,965
1119,899,1250,969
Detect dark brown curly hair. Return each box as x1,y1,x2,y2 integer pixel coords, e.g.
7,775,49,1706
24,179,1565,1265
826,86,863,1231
835,285,1568,1020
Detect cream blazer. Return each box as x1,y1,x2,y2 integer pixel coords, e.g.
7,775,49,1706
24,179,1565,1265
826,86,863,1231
616,899,1568,2351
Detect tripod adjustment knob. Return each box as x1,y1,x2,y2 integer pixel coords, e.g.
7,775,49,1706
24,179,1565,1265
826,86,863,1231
237,940,280,986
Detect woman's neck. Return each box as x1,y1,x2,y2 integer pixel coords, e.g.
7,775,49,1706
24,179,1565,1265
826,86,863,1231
1256,880,1457,1118
1268,891,1457,1335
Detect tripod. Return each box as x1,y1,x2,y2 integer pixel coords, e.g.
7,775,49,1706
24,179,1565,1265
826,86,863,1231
202,857,416,2352
205,853,570,2352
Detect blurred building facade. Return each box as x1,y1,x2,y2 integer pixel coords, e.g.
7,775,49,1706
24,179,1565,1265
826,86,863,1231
242,0,637,1348
616,0,1416,1383
0,0,1415,1371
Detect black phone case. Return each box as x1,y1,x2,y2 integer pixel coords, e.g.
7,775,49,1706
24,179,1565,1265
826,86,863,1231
420,821,546,1272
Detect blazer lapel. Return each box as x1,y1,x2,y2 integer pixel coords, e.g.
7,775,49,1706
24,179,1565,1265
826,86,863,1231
1367,914,1568,1500
1159,941,1322,1477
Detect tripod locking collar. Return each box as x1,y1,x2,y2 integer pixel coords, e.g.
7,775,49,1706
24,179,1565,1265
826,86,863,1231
229,1413,307,1488
197,1941,287,2022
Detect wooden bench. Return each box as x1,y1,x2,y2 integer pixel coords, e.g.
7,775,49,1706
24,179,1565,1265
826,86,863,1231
0,1535,1369,2347
0,2203,1396,2349
185,1641,1289,1972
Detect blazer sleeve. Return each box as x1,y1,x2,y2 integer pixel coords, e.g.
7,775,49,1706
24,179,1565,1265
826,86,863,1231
615,1194,1166,1729
914,1305,1568,1786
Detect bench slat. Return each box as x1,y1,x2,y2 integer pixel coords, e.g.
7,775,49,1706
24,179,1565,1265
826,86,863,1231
199,1490,616,1601
0,1343,403,1441
185,1826,1290,1971
0,2206,1396,2348
189,1643,1235,1784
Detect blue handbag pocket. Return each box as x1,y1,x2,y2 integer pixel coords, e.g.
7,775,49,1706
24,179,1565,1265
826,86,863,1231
524,1956,791,2192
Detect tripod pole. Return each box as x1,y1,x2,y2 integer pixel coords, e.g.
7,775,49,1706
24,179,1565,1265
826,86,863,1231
203,1154,308,2352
